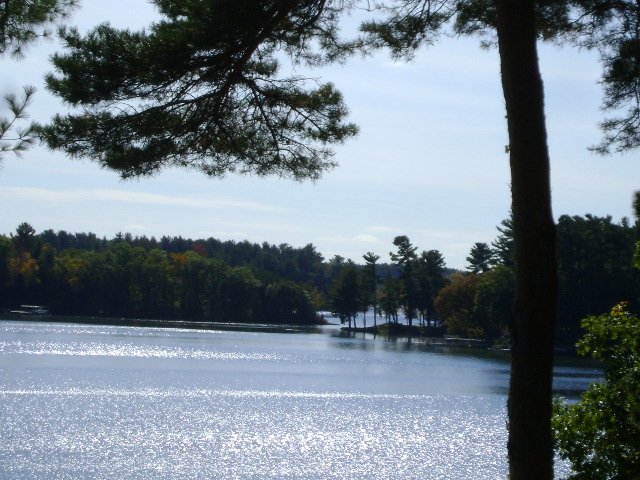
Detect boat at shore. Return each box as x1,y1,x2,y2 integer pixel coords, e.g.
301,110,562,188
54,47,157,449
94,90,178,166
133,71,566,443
9,305,50,316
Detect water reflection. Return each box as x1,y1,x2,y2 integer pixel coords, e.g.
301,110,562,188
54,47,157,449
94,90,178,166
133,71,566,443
0,319,599,479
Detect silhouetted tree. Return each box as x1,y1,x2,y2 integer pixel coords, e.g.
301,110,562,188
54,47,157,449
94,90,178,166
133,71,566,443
492,216,515,269
390,235,419,327
1,0,78,161
362,251,380,328
329,262,361,329
379,267,402,324
416,249,447,327
466,242,494,274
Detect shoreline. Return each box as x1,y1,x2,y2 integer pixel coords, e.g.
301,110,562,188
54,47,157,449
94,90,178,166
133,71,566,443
340,322,491,348
0,313,329,333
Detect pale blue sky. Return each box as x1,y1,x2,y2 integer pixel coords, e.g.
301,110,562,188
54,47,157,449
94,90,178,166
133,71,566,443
1,1,638,269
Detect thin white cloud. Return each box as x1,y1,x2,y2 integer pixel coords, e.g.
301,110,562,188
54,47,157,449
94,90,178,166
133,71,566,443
198,230,248,239
123,224,150,232
2,187,285,212
367,226,396,233
352,234,382,243
317,234,382,244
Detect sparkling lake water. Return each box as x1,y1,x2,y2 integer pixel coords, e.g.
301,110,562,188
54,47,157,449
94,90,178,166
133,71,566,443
0,319,600,479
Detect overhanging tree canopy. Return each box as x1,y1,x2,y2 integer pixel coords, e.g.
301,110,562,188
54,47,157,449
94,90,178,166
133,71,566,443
0,0,78,161
42,0,358,179
0,0,78,57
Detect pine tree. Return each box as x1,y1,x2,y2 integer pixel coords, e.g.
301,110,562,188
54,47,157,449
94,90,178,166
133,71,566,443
362,251,380,328
466,242,494,274
0,0,78,161
41,0,357,179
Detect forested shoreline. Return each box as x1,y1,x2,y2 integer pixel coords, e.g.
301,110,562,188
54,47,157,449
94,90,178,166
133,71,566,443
2,212,639,346
1,224,325,324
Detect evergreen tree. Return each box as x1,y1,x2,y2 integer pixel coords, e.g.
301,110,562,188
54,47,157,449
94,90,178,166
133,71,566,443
1,0,78,161
390,235,419,327
569,1,640,155
473,265,515,340
483,4,557,475
416,249,447,327
556,214,640,344
379,267,402,324
41,0,358,179
0,0,78,57
466,242,494,274
362,251,380,328
492,216,515,269
12,222,38,255
329,262,361,329
389,235,418,265
0,85,38,160
0,235,15,308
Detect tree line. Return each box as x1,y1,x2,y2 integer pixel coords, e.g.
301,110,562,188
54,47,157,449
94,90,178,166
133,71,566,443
4,209,637,344
330,213,640,349
1,222,322,324
329,236,448,332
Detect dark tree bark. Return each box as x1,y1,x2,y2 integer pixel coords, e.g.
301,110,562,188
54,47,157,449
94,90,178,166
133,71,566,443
495,1,558,479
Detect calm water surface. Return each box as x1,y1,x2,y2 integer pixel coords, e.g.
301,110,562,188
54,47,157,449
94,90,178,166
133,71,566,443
0,319,600,479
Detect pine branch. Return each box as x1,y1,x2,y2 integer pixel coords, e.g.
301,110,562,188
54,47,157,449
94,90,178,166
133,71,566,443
0,85,39,162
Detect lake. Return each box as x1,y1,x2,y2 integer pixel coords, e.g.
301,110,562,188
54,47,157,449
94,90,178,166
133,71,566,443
0,319,600,479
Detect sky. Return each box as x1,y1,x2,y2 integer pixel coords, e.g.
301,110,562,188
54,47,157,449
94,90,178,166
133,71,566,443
2,1,639,270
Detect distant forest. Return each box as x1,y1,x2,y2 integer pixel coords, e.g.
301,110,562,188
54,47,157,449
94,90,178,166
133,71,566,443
2,213,639,345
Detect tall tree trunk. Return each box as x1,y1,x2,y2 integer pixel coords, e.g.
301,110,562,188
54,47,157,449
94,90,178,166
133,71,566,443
495,1,558,479
373,287,377,328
